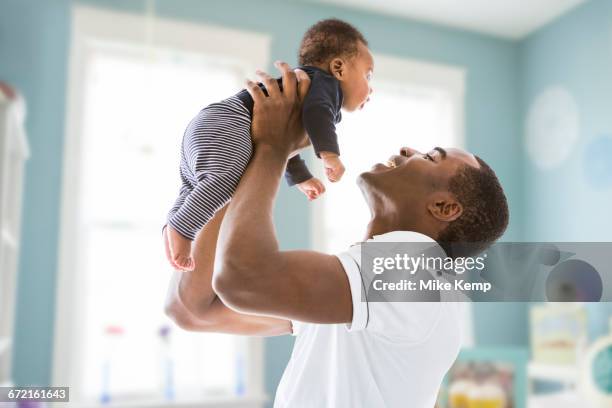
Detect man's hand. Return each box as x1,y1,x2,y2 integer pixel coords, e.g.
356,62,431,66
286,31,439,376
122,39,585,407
246,61,311,157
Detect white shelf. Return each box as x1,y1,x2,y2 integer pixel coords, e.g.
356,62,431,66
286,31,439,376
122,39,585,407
0,81,28,388
78,395,267,408
1,228,17,248
528,391,597,408
527,361,578,384
0,337,11,355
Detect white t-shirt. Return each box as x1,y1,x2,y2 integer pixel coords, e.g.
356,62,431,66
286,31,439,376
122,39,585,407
274,231,465,408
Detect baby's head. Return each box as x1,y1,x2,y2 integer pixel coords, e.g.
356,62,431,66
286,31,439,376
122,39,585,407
299,19,373,112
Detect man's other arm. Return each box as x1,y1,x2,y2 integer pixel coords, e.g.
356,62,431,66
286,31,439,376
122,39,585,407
164,206,291,336
212,64,353,324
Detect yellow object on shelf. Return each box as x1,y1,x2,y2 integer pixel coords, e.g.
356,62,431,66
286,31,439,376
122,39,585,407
467,383,506,408
449,379,474,408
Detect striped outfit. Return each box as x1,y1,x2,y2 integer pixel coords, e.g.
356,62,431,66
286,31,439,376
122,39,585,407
166,96,252,241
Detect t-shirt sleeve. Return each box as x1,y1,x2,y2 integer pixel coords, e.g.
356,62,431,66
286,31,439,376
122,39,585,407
336,244,443,343
366,301,442,344
290,320,303,336
336,248,369,332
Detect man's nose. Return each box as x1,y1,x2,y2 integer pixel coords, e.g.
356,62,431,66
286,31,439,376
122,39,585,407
400,147,420,157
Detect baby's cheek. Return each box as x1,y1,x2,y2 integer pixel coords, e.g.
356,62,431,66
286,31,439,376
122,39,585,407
359,80,370,99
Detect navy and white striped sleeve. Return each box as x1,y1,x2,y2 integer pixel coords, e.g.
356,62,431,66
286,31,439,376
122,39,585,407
167,104,252,240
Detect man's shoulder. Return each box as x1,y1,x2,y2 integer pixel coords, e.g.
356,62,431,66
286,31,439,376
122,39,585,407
337,230,439,267
369,230,436,243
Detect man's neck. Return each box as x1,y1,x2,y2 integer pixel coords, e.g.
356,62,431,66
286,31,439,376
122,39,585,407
364,212,405,240
364,214,441,243
363,203,437,242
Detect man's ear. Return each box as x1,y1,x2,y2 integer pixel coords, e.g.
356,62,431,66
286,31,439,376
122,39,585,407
427,192,463,222
329,58,345,81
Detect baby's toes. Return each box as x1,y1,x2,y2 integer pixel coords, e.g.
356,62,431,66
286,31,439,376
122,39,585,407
179,256,194,271
173,255,187,269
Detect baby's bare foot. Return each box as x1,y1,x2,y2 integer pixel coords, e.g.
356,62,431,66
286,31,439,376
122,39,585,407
168,226,195,271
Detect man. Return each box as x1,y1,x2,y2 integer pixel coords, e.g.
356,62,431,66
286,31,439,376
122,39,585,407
165,62,509,407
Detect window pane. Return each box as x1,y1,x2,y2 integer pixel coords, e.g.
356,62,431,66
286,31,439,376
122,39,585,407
78,47,244,401
82,51,239,226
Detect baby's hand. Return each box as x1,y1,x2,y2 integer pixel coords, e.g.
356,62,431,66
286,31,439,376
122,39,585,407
321,152,345,182
164,225,195,272
297,177,326,201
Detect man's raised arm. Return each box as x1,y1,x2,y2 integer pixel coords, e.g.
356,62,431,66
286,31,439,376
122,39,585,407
212,63,353,324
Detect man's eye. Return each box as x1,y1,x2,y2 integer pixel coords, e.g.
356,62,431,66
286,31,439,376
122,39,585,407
423,153,434,162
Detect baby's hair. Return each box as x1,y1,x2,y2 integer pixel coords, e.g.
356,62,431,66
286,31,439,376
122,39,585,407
299,18,368,66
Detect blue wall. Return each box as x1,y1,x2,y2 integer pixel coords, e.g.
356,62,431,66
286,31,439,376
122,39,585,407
0,0,71,385
519,0,612,340
1,0,527,400
520,0,612,242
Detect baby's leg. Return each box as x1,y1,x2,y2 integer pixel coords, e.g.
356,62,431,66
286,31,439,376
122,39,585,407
166,225,195,271
165,183,196,271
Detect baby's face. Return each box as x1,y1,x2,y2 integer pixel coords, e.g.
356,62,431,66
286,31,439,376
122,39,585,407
340,42,374,112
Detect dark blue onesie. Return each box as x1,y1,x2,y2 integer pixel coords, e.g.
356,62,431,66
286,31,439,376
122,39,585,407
236,65,343,185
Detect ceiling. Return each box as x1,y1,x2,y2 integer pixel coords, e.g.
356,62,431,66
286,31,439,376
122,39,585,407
305,0,587,39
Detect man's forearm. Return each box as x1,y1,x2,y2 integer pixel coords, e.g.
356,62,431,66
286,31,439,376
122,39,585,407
219,146,287,253
214,146,288,290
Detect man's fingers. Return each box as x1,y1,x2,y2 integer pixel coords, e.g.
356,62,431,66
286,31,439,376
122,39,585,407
245,79,266,104
256,69,281,98
275,61,296,100
294,68,311,102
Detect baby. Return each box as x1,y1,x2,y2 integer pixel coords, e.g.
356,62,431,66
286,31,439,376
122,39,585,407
165,18,374,271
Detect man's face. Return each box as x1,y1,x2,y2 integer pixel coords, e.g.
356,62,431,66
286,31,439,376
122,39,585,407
358,146,480,217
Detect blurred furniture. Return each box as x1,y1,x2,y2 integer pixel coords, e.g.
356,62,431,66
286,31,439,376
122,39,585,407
528,391,596,408
528,334,612,407
437,347,529,408
0,82,29,386
530,304,587,366
527,361,578,390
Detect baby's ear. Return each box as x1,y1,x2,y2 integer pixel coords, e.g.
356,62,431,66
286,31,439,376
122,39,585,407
329,58,345,80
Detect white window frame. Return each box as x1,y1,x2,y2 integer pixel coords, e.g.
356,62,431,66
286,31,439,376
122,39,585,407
54,6,270,406
371,53,466,147
310,54,474,347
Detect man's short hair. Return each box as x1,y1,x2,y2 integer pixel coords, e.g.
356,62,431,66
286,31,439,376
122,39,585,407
438,156,509,258
299,19,368,66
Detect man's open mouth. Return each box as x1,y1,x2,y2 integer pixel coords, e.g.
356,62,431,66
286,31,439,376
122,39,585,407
385,159,397,168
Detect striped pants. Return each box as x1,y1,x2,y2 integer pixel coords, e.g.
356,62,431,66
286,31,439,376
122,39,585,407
166,96,252,241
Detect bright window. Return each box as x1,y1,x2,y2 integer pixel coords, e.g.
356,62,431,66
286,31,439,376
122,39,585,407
55,7,269,405
80,50,241,400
